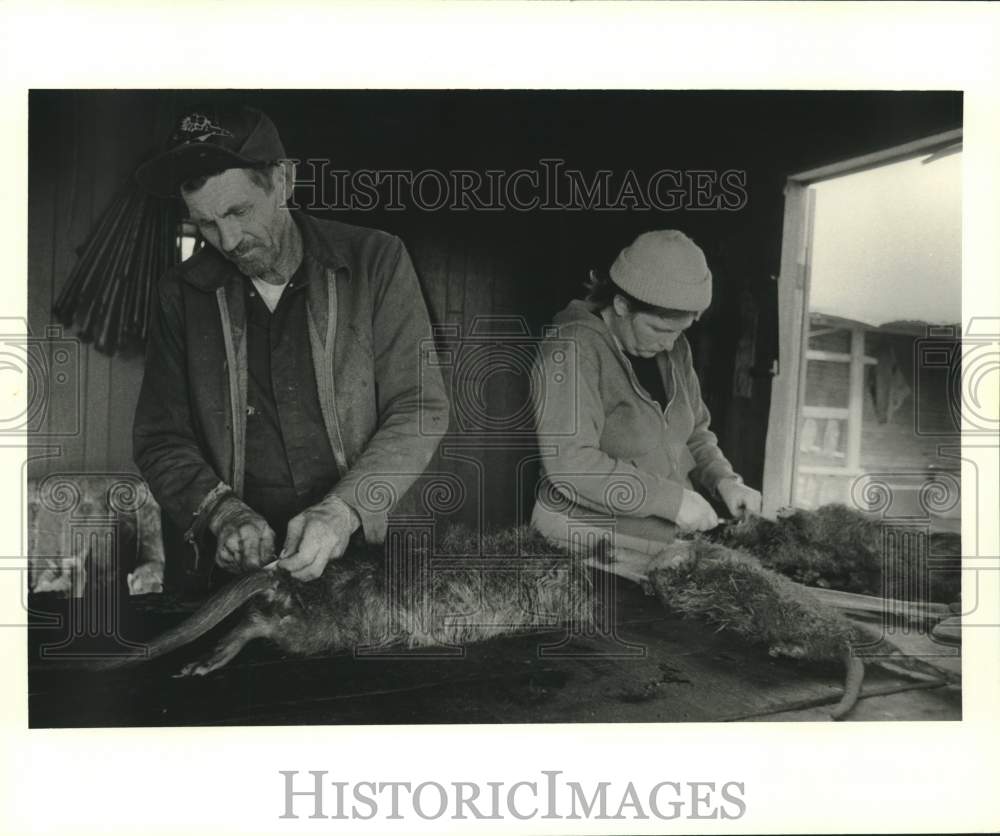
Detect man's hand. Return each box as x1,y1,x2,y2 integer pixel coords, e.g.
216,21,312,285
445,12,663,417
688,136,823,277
208,495,276,573
717,478,763,519
675,488,720,532
278,496,361,582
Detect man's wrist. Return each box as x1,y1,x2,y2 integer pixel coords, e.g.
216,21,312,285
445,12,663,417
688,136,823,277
207,493,244,536
320,494,361,532
189,482,236,540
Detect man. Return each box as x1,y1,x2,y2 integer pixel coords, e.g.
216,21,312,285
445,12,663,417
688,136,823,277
134,104,449,583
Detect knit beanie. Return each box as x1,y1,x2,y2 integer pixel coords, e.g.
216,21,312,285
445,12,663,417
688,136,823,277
609,230,712,312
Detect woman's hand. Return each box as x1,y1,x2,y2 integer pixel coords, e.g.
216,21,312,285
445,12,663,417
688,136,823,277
718,479,763,519
676,489,720,531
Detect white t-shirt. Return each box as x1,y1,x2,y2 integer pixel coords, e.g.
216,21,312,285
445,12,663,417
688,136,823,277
251,277,288,313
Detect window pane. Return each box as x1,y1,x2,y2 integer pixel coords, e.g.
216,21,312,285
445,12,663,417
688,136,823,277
804,360,850,407
798,416,847,466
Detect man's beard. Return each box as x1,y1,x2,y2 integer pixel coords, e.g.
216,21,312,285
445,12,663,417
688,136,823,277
228,242,278,279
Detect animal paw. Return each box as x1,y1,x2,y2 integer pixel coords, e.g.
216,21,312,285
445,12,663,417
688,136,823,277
173,643,242,677
173,660,217,678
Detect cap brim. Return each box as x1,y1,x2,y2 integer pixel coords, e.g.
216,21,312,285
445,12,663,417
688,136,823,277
135,143,260,197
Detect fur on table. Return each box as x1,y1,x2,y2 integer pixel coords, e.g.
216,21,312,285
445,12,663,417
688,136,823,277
711,504,961,605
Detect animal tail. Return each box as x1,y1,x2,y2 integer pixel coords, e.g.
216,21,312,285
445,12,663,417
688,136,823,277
830,651,865,721
83,571,277,671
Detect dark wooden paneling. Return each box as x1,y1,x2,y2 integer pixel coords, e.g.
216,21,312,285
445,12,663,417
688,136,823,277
106,355,146,476
29,92,171,479
26,95,60,459
39,93,97,472
403,228,520,530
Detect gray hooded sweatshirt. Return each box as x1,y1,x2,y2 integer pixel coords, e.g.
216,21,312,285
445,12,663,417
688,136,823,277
532,299,739,542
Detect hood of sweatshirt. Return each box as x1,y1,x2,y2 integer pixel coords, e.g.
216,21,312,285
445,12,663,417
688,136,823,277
552,298,608,329
551,297,690,368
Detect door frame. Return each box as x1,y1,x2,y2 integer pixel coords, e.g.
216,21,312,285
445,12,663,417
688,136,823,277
761,128,963,515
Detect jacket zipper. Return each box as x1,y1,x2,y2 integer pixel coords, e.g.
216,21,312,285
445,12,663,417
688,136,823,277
607,332,677,420
321,269,349,472
215,286,247,497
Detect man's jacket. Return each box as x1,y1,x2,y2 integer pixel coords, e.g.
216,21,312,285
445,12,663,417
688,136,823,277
133,212,450,551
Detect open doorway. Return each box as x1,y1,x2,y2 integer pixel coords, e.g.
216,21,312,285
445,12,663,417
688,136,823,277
763,130,962,532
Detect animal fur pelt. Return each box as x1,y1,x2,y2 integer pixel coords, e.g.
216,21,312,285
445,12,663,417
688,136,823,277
648,540,862,718
709,504,961,604
646,537,959,719
72,521,953,720
253,525,593,660
651,540,855,661
88,526,594,676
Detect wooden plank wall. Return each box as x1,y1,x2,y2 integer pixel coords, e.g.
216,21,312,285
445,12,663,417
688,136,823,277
402,219,541,532
28,92,177,480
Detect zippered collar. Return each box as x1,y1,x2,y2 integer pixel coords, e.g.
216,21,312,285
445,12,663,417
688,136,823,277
609,329,678,418
556,298,678,415
179,210,350,292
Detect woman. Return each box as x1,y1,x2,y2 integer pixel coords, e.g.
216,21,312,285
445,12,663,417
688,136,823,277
531,229,761,563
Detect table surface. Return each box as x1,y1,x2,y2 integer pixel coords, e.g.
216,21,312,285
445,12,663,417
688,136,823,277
26,577,961,728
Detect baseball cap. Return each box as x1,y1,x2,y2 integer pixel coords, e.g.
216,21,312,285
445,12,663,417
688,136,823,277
135,104,286,197
609,230,712,313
